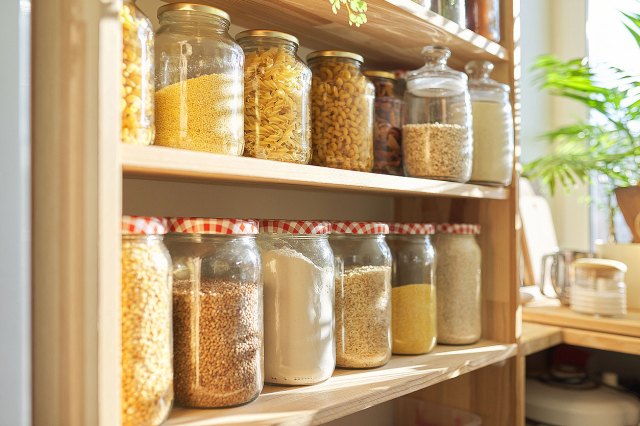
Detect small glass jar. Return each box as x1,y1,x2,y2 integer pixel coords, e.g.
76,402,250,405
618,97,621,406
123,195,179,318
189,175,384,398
571,258,627,317
120,0,154,145
403,46,473,182
330,221,392,368
258,220,335,385
154,4,244,155
237,30,312,164
308,51,375,172
466,0,500,42
121,216,173,426
364,71,403,176
164,218,263,408
432,223,481,345
466,60,513,186
387,223,437,355
430,0,466,27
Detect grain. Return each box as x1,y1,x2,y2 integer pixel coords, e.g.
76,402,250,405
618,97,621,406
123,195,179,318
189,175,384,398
392,284,437,355
335,265,391,368
402,122,472,182
155,73,244,155
172,279,262,408
121,237,173,426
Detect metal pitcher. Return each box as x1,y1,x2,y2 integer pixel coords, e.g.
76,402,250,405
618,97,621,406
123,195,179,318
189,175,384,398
539,250,593,305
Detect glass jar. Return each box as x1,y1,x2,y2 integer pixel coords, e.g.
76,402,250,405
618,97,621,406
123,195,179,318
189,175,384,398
121,216,173,426
403,46,473,182
154,4,244,155
430,0,466,27
432,223,481,345
164,218,263,408
364,71,403,176
237,30,312,164
308,51,375,172
466,0,500,42
330,222,392,368
466,60,513,186
387,223,437,355
120,0,154,145
258,220,335,385
571,259,627,317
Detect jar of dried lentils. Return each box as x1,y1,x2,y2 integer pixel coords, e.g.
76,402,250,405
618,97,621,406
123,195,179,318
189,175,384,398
154,4,244,155
165,218,263,408
121,216,173,426
237,30,312,164
308,51,375,171
330,221,392,368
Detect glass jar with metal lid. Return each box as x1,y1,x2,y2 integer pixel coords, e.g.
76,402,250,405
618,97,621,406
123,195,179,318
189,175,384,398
154,3,244,155
571,258,627,317
330,221,392,368
164,218,262,408
364,71,403,176
308,51,375,172
237,30,312,164
387,223,437,355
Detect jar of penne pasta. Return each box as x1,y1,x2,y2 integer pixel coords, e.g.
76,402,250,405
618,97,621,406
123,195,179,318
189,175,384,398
237,30,312,164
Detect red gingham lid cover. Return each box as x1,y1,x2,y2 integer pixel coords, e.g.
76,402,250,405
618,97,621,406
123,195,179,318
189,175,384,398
389,223,435,235
435,223,481,235
167,218,259,235
122,216,167,235
331,221,390,235
260,220,330,235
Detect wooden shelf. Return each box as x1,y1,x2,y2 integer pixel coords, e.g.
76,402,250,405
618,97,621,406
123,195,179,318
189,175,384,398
520,322,562,356
165,340,516,425
121,145,508,200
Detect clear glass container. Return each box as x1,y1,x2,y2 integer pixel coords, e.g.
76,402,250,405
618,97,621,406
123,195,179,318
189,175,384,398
329,222,392,368
308,51,375,172
387,223,437,355
403,46,473,182
164,218,263,408
121,216,173,426
571,258,627,317
120,0,155,145
258,220,335,385
430,0,466,27
465,60,514,186
154,4,244,155
432,223,481,345
364,71,404,176
237,30,311,164
466,0,500,42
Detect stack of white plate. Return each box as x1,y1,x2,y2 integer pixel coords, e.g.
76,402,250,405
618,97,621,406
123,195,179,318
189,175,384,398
570,285,627,316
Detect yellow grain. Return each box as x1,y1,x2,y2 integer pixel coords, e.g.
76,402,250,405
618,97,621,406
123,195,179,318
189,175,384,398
392,283,437,355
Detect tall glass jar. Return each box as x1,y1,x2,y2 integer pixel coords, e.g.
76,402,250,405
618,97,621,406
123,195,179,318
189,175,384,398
165,218,263,408
466,61,513,186
466,0,500,42
364,71,403,176
430,0,466,27
121,216,173,426
120,0,154,145
154,4,244,155
258,220,335,385
432,223,481,345
387,223,437,355
330,222,392,368
237,30,312,164
403,46,473,182
308,51,375,172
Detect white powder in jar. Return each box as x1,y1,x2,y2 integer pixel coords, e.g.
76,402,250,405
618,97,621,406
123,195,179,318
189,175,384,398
470,100,514,185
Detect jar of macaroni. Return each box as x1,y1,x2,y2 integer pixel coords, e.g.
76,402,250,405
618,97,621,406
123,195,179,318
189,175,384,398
308,51,375,172
237,30,311,164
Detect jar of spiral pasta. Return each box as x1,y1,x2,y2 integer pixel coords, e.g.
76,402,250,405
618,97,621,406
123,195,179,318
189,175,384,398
308,51,375,172
237,30,311,164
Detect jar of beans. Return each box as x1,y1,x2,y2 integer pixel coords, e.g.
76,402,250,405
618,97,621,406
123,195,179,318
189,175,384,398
308,51,375,172
237,30,312,164
329,221,392,368
364,71,403,175
121,216,173,426
164,218,263,408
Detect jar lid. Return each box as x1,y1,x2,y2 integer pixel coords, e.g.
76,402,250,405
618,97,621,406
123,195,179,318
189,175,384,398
363,70,396,80
235,29,299,45
574,258,627,273
331,221,389,235
389,223,435,235
167,218,259,235
157,3,230,21
307,50,364,63
122,216,167,235
260,220,330,235
435,223,481,235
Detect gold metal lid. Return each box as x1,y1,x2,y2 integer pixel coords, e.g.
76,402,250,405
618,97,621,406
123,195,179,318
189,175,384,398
307,50,364,63
363,70,396,80
235,29,299,45
573,258,628,273
157,3,230,21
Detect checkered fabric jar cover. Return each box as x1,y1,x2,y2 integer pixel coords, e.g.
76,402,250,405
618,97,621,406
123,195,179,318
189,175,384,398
260,220,330,234
435,223,481,235
167,217,259,234
388,223,435,235
121,216,168,235
330,221,390,235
